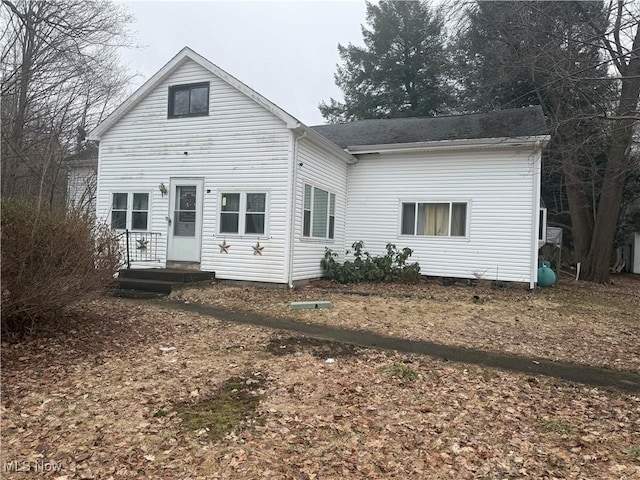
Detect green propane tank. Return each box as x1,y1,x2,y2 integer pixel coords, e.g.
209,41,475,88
537,266,556,287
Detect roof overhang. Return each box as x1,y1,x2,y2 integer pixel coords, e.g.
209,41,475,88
294,125,358,164
345,135,551,155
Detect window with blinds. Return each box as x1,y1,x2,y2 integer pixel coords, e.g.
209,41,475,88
303,184,335,240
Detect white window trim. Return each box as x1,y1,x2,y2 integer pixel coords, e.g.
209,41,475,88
109,191,152,232
398,199,471,239
218,190,269,238
302,183,336,242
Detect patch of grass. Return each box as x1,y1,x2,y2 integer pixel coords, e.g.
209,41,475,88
626,446,640,463
539,418,572,434
550,289,635,318
383,363,419,381
265,336,360,359
153,409,167,418
176,372,266,442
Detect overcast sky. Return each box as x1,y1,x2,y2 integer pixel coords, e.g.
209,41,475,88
119,1,368,125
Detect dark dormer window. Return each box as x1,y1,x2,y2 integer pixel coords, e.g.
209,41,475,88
168,82,209,118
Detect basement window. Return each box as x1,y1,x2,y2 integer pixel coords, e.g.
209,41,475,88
168,82,209,118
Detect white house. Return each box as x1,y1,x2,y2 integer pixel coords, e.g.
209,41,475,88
87,47,549,288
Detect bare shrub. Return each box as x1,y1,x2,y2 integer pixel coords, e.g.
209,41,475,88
1,198,122,334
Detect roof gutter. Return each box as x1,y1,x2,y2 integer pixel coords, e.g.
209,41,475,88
346,135,551,155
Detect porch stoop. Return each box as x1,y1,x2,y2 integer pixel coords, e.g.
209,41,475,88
115,268,216,297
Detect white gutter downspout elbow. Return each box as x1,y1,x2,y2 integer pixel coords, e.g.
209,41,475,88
287,129,307,289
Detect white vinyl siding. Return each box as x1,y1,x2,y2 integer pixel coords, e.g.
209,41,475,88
346,149,541,284
292,138,349,282
96,59,290,280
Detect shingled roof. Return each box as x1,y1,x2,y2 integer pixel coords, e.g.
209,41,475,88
310,106,547,149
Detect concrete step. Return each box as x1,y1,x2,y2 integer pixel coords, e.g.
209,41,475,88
117,278,178,294
113,289,168,299
118,268,215,283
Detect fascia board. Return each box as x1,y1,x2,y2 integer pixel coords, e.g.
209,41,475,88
346,135,551,155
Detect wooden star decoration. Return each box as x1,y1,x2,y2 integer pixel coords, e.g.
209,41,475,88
219,240,230,254
136,238,148,250
252,241,265,256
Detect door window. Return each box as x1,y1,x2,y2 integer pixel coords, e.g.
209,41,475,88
174,185,197,237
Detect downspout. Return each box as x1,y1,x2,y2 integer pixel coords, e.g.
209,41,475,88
530,141,543,289
287,129,307,288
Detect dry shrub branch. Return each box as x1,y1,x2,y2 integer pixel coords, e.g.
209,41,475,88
1,198,122,334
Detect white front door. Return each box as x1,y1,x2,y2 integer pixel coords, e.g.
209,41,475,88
167,178,203,263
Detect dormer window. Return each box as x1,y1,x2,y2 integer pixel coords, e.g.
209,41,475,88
168,82,209,118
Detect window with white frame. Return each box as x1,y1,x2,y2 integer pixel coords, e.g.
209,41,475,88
111,192,149,230
303,184,335,239
219,192,267,235
401,201,467,237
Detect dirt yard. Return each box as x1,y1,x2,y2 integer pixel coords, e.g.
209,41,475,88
1,275,639,479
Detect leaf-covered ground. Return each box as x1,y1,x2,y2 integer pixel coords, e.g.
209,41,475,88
2,276,639,479
174,274,640,372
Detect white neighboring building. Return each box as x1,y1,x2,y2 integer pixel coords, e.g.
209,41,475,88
66,146,98,214
84,47,549,288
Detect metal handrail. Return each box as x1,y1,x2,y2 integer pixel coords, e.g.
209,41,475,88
115,230,161,269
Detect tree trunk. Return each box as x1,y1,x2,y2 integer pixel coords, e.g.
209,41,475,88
2,2,35,197
580,25,640,282
563,160,594,262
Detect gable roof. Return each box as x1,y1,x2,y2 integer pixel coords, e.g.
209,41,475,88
310,106,547,150
89,47,356,163
89,47,302,141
